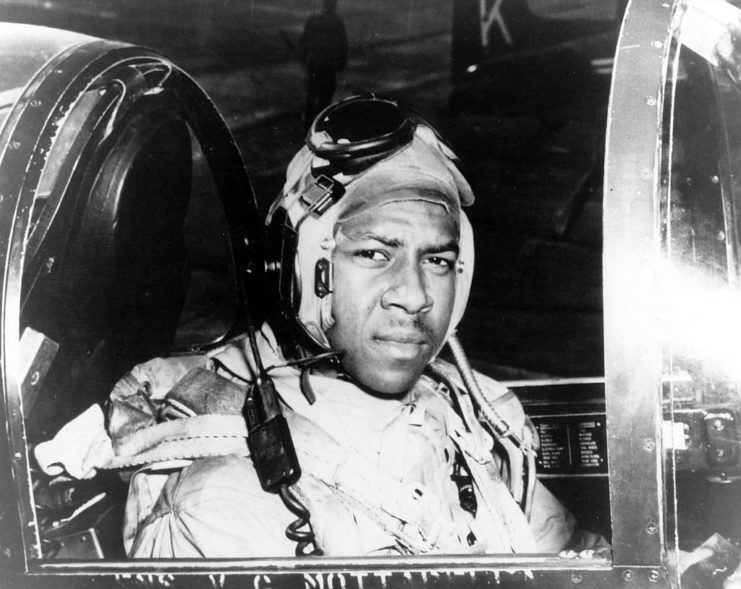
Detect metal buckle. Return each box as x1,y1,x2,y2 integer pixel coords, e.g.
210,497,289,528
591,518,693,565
300,174,344,217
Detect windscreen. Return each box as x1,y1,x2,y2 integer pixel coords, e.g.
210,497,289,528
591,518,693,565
660,0,741,567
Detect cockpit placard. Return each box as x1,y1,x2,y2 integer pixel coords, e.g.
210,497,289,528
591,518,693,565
532,413,608,476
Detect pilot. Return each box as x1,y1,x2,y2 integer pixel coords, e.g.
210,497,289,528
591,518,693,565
36,96,604,558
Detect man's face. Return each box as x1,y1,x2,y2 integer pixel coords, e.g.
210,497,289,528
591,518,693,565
326,199,458,395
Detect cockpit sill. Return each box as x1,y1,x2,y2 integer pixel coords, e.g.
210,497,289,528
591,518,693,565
27,553,622,589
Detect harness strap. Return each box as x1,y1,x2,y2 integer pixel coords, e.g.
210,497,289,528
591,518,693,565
50,364,536,554
424,379,537,553
429,359,538,516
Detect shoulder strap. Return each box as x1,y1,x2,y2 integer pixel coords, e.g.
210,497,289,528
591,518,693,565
100,360,536,553
284,408,488,553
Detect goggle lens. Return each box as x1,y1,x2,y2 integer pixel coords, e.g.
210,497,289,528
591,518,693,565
312,98,408,144
306,95,418,164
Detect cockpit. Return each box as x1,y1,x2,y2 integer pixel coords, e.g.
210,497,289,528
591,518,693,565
1,1,740,587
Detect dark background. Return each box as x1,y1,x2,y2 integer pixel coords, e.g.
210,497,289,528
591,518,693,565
1,0,611,378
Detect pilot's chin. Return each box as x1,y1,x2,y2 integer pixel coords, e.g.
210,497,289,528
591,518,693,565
351,364,425,397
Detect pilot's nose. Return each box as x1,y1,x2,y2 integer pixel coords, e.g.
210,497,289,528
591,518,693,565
380,261,433,315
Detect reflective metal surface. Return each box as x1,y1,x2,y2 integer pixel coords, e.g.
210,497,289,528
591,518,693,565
0,23,93,131
606,0,741,583
660,0,741,569
603,0,673,572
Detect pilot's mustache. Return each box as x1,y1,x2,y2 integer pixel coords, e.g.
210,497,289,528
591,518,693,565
382,317,435,339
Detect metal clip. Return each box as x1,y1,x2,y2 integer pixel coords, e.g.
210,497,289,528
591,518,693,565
314,258,333,298
300,175,345,217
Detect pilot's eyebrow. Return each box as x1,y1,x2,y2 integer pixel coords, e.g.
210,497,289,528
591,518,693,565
344,231,403,248
424,240,460,255
346,232,459,255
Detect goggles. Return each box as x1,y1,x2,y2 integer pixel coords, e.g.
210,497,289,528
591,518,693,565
292,94,453,226
306,94,434,170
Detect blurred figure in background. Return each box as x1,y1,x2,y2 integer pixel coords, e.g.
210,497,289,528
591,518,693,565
299,0,348,129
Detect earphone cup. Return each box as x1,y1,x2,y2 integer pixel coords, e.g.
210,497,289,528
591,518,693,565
264,208,334,358
264,208,301,317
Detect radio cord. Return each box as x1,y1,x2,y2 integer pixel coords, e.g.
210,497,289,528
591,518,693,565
279,484,324,556
238,324,324,556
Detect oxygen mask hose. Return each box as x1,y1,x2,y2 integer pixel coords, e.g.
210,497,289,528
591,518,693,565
446,334,532,454
446,333,538,517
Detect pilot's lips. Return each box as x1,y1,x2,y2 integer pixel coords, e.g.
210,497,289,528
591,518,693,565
373,332,430,358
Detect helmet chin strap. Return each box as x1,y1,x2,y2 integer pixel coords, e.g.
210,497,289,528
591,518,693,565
317,238,336,333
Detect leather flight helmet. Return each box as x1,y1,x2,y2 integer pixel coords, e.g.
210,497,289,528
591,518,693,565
265,94,476,360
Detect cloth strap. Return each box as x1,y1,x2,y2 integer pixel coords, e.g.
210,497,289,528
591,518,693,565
36,365,535,553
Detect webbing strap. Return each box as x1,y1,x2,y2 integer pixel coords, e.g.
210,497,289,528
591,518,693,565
102,365,534,553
